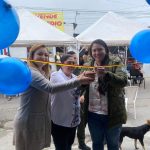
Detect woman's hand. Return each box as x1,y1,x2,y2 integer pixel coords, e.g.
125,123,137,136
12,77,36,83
77,71,95,85
80,95,85,103
95,67,106,77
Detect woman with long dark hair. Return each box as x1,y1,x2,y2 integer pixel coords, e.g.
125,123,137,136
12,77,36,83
83,39,127,150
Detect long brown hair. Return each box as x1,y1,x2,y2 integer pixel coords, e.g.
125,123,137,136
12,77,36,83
89,39,109,65
28,44,50,79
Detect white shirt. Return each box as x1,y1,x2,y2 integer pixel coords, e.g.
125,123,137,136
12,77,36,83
50,69,80,127
88,62,108,115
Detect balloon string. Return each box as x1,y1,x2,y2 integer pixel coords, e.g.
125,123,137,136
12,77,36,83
21,58,124,69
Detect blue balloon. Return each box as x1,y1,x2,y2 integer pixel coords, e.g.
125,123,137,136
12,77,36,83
130,29,150,63
0,57,32,95
146,0,150,5
0,0,6,19
0,0,20,49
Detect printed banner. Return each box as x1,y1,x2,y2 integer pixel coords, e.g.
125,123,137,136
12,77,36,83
33,12,64,31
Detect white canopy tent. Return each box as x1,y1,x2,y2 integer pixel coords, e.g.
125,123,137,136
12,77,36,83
76,12,147,46
13,9,76,47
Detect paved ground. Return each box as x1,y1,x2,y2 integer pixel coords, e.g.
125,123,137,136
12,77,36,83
0,78,150,150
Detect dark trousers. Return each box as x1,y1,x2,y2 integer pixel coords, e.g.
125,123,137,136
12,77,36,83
88,112,122,150
77,103,86,146
51,122,77,150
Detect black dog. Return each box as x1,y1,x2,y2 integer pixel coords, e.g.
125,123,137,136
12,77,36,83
120,120,150,150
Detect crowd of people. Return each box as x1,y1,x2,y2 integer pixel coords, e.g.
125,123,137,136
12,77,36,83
13,39,128,150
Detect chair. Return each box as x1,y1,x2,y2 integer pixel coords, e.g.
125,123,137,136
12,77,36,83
127,79,132,86
124,86,139,119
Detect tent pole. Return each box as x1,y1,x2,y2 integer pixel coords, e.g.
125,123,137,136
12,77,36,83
7,47,10,56
76,41,80,64
125,46,128,66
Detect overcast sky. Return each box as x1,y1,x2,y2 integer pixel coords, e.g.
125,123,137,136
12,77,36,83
8,0,150,10
8,0,150,33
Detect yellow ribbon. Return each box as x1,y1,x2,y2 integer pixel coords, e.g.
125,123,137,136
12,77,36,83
21,58,124,69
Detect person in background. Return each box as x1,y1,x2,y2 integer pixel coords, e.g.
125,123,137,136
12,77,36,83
129,60,143,84
67,51,80,75
83,50,88,63
55,52,61,63
82,50,92,64
55,52,61,70
133,60,143,77
67,51,91,150
67,51,78,64
126,58,133,71
79,56,84,66
13,44,95,150
83,39,127,150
